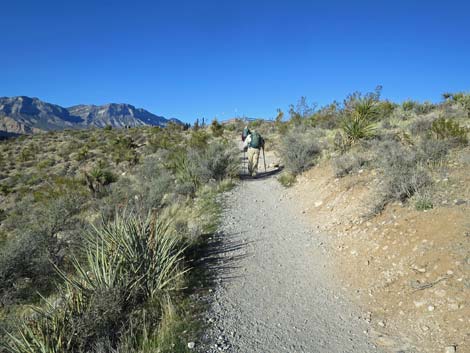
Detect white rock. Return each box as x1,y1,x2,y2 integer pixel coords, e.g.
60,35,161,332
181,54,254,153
444,346,456,353
187,342,195,349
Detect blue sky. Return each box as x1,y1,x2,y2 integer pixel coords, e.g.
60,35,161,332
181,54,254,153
2,0,469,123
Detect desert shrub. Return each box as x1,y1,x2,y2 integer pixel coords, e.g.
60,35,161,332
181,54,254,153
168,142,238,194
416,137,450,164
450,92,470,117
84,167,118,197
19,147,34,162
0,231,56,305
36,158,55,170
288,97,316,126
278,172,296,187
332,151,368,177
109,136,139,165
4,213,187,353
402,100,417,112
414,101,436,115
0,178,89,302
197,141,239,182
75,146,90,161
188,130,209,150
133,155,175,212
341,94,380,144
168,149,202,195
210,118,224,137
374,140,431,203
409,116,436,136
414,191,433,211
377,100,396,119
430,117,468,145
279,129,322,174
311,102,340,129
147,127,180,152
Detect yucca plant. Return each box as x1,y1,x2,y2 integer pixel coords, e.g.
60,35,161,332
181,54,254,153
341,96,379,144
3,213,188,353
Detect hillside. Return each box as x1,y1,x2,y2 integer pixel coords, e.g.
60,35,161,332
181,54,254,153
0,96,182,135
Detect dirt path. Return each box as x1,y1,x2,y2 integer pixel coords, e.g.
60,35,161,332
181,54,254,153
198,169,383,352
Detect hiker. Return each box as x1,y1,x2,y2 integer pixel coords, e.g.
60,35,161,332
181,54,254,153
243,129,264,177
241,125,250,142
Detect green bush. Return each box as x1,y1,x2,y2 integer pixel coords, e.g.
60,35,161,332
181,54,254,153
278,172,296,187
341,95,379,144
402,100,417,112
414,192,433,211
430,117,468,145
210,118,224,137
75,146,90,161
36,158,55,170
4,213,187,353
188,130,209,150
84,167,117,197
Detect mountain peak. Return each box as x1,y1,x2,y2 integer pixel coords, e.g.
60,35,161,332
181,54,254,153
0,96,182,135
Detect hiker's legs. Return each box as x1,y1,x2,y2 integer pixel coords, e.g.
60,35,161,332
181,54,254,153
248,148,260,176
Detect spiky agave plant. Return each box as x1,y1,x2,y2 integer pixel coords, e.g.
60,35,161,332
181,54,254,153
341,96,379,144
3,212,188,353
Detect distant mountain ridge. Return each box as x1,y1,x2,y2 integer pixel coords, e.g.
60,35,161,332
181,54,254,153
0,96,182,135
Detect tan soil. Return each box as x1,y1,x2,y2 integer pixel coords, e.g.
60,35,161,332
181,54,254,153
286,152,470,353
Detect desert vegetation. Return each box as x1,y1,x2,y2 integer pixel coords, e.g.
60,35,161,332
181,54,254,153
0,124,238,352
275,87,469,213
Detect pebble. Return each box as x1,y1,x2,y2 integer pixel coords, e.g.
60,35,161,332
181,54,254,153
187,342,195,349
444,346,456,353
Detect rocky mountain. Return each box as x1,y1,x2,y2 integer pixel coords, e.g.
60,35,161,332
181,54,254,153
0,96,181,135
67,103,170,128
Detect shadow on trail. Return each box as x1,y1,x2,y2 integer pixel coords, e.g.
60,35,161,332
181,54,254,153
239,166,283,181
188,230,251,291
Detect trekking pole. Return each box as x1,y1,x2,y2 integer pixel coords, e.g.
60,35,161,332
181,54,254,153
262,147,266,172
243,150,246,174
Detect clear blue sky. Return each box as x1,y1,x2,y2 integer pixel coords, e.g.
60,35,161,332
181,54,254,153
2,0,469,123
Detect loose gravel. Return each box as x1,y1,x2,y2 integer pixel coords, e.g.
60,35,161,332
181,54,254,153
198,174,382,353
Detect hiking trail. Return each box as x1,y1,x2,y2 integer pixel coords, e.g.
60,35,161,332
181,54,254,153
198,154,383,353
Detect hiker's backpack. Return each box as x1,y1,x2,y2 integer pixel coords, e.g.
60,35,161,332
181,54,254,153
242,127,250,141
249,132,264,149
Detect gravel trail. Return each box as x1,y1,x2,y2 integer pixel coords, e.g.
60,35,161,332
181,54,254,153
199,172,382,353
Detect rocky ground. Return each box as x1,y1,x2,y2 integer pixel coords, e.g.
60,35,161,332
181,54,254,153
290,150,470,353
197,156,384,352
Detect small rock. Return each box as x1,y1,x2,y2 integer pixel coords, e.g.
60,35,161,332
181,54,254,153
454,199,466,205
314,201,323,207
444,346,456,353
428,305,435,312
187,342,195,349
378,320,386,328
